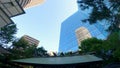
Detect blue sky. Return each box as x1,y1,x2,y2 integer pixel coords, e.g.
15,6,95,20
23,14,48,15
12,0,78,52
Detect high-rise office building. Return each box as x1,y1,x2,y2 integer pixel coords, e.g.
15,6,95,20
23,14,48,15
59,1,109,52
0,0,25,28
21,35,40,46
0,0,44,28
18,0,45,8
75,27,92,45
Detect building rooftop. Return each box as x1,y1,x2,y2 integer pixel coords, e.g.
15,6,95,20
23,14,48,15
12,55,102,65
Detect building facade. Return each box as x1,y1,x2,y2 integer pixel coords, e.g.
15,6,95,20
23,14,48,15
0,0,44,28
0,0,25,28
21,35,40,46
59,1,109,52
75,27,92,45
18,0,45,8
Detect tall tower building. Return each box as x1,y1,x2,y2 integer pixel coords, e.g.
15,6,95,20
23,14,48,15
18,0,45,8
59,1,109,52
0,0,44,28
21,35,40,46
0,0,25,28
75,27,92,45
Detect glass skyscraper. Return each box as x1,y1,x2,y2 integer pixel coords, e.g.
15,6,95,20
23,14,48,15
59,1,109,52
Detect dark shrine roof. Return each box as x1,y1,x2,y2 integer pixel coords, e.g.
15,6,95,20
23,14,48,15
12,55,102,65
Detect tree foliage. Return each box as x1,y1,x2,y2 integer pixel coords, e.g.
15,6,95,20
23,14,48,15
0,23,17,45
80,38,103,54
80,32,120,61
107,32,120,60
34,47,48,57
12,38,29,49
77,0,120,32
9,38,36,59
0,38,36,67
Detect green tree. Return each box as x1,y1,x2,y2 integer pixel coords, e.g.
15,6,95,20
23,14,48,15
77,0,120,32
80,38,103,54
24,45,36,58
80,32,120,62
34,47,48,57
12,38,29,49
0,23,25,67
64,51,73,56
59,52,65,56
0,23,17,45
9,38,36,59
107,32,120,61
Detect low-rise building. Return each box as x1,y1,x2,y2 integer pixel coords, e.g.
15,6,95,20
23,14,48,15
21,35,40,46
